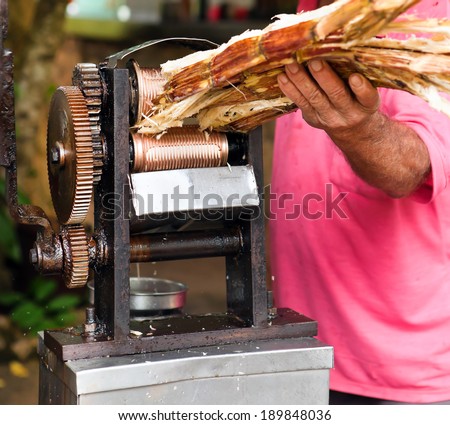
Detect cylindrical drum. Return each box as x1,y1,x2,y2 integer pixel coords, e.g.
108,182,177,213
131,126,229,173
128,59,166,126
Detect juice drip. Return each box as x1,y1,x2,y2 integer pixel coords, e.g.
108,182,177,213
134,263,141,279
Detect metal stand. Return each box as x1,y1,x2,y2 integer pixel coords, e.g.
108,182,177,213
39,334,332,405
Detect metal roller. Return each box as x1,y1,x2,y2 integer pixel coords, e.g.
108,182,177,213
131,126,229,173
129,227,242,263
128,60,166,126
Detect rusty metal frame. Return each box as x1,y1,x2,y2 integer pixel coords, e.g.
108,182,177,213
0,0,63,273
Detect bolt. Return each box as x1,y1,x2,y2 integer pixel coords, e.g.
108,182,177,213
85,307,95,324
50,146,60,164
29,247,39,266
50,142,66,167
83,307,96,336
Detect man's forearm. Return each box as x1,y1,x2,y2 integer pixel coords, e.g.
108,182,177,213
329,111,431,198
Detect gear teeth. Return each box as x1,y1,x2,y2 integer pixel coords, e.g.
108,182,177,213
61,225,89,289
73,63,104,183
64,86,94,224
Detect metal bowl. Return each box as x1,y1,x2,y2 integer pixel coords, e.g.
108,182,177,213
130,277,187,312
88,277,187,314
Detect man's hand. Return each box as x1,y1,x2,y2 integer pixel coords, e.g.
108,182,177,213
277,60,431,198
278,60,379,142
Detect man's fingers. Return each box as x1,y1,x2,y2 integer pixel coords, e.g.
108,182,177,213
348,73,380,111
286,62,329,110
307,60,353,109
278,62,381,131
277,71,311,112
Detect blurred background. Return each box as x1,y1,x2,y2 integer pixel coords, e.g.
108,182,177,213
0,0,298,404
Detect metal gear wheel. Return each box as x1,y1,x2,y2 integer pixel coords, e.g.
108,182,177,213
72,63,104,183
60,224,90,289
47,86,94,225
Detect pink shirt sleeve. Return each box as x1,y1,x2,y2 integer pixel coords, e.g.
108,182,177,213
379,89,450,203
403,0,450,201
374,0,450,203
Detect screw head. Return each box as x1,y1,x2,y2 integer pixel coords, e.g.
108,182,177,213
29,248,38,265
50,142,66,167
50,146,60,164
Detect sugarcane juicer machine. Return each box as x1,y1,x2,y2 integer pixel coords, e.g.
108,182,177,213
0,3,332,405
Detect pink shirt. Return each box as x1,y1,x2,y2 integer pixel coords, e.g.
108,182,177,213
271,0,450,403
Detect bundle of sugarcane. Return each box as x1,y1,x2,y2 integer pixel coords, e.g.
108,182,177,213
134,0,450,135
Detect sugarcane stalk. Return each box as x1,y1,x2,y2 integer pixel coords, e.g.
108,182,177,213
135,0,450,135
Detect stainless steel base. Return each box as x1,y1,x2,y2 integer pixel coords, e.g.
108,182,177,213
38,334,333,405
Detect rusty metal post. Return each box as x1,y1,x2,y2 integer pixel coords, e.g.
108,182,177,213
0,0,57,260
0,0,9,167
225,127,268,327
93,67,131,340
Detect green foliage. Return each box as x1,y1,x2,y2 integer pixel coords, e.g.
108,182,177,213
0,164,81,338
0,276,82,336
0,177,31,264
0,173,31,205
46,83,57,101
0,206,21,263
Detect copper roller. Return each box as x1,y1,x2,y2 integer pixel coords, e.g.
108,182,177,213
128,59,166,126
131,126,229,173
